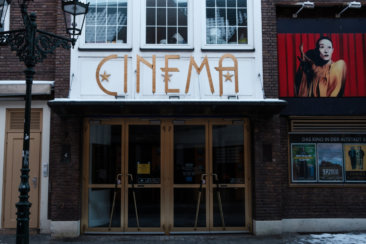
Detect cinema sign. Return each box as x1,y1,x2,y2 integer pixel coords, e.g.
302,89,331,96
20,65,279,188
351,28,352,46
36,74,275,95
72,54,260,100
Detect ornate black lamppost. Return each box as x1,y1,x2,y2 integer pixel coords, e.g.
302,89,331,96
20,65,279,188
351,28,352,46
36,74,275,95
0,1,89,243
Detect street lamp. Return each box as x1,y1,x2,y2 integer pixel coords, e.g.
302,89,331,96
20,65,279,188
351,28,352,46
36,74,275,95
0,0,89,243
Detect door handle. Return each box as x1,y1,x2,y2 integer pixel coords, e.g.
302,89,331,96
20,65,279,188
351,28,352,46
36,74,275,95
212,173,219,182
32,177,37,188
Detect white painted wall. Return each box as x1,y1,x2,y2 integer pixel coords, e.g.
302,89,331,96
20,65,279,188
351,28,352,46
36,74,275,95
0,100,51,233
70,0,264,101
253,219,366,236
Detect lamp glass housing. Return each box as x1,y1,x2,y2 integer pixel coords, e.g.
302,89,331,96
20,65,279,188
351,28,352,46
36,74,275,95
62,0,89,41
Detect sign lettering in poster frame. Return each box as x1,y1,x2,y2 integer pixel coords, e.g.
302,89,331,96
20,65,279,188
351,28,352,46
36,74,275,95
291,143,317,183
317,143,344,183
344,144,366,183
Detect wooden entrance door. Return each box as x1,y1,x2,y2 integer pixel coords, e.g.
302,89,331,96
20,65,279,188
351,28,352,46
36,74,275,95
169,119,251,232
3,109,42,228
83,118,251,233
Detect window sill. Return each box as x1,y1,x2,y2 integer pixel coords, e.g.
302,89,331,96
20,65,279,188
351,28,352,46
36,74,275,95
201,45,255,52
78,47,133,52
289,183,366,187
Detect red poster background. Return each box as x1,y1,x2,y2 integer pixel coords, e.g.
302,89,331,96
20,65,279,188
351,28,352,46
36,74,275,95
278,33,366,97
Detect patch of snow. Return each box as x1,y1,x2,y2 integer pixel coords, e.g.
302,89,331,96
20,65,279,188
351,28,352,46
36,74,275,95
297,233,366,244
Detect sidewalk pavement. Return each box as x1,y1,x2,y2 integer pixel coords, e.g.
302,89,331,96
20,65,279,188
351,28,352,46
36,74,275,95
0,232,365,244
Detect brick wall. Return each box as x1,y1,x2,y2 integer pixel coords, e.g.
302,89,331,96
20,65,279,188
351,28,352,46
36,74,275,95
260,0,366,221
252,114,283,220
0,1,58,81
48,113,82,221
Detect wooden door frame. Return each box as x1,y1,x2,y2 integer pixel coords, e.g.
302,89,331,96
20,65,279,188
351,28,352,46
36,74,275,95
81,118,252,233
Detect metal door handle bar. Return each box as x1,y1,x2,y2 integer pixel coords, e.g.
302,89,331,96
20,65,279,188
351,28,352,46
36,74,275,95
109,173,122,230
128,174,140,231
212,173,225,229
194,174,207,230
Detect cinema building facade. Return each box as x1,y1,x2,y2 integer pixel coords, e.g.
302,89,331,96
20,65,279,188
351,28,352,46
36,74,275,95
46,0,287,236
1,0,366,238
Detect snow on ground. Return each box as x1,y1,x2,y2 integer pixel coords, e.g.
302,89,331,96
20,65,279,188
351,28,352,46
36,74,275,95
296,233,366,244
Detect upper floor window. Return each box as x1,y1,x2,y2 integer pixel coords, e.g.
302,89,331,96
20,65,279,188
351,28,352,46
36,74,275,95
0,5,10,32
204,0,252,49
83,0,130,48
142,0,192,49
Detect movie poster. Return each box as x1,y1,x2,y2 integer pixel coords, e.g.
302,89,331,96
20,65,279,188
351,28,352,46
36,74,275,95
291,143,316,182
277,18,366,97
344,144,366,182
317,143,343,182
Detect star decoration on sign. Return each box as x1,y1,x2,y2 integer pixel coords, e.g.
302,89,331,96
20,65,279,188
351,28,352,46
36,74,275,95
100,71,111,82
161,73,173,82
224,72,233,82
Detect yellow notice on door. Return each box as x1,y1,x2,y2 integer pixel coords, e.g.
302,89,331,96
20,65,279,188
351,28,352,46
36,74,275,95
137,163,150,175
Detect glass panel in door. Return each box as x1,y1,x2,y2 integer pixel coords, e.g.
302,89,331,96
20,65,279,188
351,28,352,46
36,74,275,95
173,125,206,229
88,124,122,228
212,124,245,228
128,125,161,228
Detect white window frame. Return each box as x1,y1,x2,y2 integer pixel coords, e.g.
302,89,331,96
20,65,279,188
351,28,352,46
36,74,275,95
78,0,133,49
140,0,193,50
201,0,254,50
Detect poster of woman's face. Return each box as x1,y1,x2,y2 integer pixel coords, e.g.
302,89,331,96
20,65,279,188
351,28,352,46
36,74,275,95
277,18,366,98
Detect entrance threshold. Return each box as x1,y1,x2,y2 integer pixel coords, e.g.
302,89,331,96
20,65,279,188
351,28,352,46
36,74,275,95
84,231,250,235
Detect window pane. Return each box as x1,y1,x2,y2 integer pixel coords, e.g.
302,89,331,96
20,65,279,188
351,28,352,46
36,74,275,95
168,0,177,7
96,26,106,43
227,27,237,43
216,0,225,7
146,27,156,43
178,27,187,44
227,8,237,26
89,124,122,185
85,26,95,43
237,8,247,26
206,0,215,7
85,0,128,44
146,8,156,25
178,8,187,26
86,7,96,25
168,8,177,26
157,0,166,7
216,8,226,26
89,188,121,228
168,27,177,44
227,0,236,7
146,0,188,45
119,0,127,7
206,0,248,45
237,0,247,7
97,8,107,24
107,26,117,43
206,8,215,26
117,26,127,43
217,27,227,44
118,8,127,25
206,27,216,44
147,0,156,7
107,7,117,25
157,8,166,25
212,125,244,184
178,0,187,7
238,27,247,43
157,27,167,44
